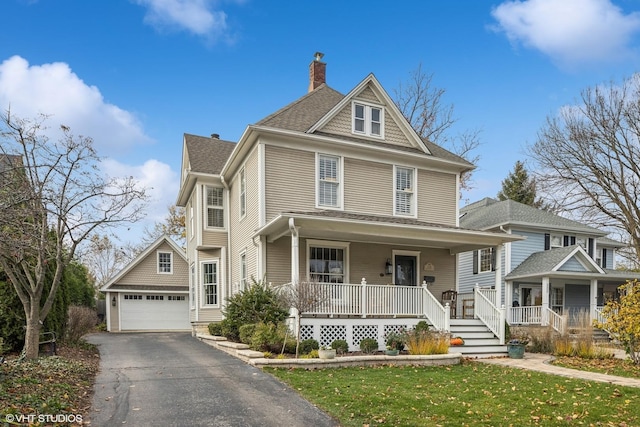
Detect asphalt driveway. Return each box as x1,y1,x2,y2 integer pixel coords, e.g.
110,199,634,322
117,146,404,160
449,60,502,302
87,332,338,426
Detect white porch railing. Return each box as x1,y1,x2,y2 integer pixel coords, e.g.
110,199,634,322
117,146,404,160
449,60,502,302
594,306,606,326
546,308,566,334
420,285,449,332
509,306,542,324
474,285,505,344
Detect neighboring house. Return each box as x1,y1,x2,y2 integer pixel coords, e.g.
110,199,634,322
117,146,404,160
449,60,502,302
102,235,190,332
458,197,640,329
176,53,522,352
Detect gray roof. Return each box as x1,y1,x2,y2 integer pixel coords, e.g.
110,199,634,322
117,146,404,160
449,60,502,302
505,246,581,278
184,134,236,175
460,197,605,235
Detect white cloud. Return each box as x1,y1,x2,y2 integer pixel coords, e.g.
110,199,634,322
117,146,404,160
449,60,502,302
134,0,236,39
491,0,640,67
0,55,152,154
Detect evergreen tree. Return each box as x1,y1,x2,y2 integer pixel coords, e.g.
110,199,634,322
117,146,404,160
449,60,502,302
497,161,544,208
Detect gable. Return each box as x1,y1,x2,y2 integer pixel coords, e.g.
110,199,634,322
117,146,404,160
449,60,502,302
557,256,589,272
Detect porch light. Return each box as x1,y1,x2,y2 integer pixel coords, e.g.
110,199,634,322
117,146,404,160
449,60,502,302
385,259,393,275
112,296,116,307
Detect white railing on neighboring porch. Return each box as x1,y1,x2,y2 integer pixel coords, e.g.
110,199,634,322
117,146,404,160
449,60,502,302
474,285,505,344
509,306,542,324
545,308,566,334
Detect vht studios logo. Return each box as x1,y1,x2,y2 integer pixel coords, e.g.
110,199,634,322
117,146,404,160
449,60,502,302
4,413,84,424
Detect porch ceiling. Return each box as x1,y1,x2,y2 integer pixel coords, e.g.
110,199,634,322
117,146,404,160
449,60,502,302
255,211,523,254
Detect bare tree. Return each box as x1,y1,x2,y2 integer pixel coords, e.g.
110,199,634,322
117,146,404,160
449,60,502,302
141,204,186,248
278,281,329,358
80,234,131,292
529,75,640,267
0,112,148,359
393,64,482,191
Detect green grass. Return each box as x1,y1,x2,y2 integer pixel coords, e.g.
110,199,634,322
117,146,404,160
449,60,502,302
267,360,640,426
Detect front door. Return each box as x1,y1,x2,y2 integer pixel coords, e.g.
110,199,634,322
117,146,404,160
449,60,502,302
394,255,416,286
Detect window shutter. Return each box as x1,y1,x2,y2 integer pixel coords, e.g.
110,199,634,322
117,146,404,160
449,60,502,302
588,238,594,257
563,236,569,246
472,250,478,274
602,249,608,268
491,248,497,272
544,234,550,250
570,236,576,245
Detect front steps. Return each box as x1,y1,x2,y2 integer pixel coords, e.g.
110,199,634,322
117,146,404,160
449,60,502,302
449,318,507,358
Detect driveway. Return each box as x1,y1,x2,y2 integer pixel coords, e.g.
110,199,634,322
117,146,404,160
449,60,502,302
87,332,338,426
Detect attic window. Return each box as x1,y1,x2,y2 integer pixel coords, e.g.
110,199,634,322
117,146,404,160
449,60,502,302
352,102,383,138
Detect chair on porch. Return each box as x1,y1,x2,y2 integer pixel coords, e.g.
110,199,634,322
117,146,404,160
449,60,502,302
441,290,457,318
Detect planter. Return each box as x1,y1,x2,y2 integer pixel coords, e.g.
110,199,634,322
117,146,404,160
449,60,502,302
507,344,525,359
318,349,336,359
385,349,399,356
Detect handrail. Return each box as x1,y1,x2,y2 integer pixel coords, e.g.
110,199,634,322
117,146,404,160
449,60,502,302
545,308,566,334
474,286,505,344
420,285,449,331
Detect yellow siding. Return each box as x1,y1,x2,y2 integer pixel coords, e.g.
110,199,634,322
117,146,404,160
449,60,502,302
265,237,293,286
417,169,457,226
117,241,188,286
201,230,228,247
344,158,393,215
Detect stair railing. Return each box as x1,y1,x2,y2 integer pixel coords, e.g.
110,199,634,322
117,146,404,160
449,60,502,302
420,282,450,332
474,285,506,344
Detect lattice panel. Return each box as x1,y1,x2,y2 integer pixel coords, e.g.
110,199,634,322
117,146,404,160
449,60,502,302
352,324,378,347
300,324,314,342
319,325,346,348
384,324,407,337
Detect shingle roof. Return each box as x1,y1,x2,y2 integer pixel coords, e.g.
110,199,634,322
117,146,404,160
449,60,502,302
184,134,236,175
460,197,604,235
505,246,580,278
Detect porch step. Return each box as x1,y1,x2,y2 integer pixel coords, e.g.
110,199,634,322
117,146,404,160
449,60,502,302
448,318,508,358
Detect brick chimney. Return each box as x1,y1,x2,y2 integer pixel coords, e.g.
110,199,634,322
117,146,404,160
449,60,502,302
308,52,326,92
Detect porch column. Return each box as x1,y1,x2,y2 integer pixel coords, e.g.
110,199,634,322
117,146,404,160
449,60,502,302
494,244,503,306
541,276,550,326
288,218,299,284
505,279,513,323
590,278,598,322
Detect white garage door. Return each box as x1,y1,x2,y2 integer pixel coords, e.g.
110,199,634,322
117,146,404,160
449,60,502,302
120,294,190,330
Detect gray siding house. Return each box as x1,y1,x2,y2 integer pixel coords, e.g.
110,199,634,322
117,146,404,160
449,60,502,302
458,197,639,329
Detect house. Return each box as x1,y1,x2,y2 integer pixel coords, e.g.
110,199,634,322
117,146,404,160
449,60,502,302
176,53,523,353
102,235,190,332
458,197,640,330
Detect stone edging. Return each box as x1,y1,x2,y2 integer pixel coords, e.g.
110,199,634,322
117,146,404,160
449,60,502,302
196,333,462,369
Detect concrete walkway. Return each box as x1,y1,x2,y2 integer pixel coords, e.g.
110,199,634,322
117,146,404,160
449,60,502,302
477,352,640,388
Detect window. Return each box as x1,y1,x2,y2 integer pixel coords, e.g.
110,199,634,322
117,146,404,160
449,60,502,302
206,186,224,228
479,248,494,272
352,102,383,137
168,295,185,301
550,234,563,248
239,251,247,291
239,168,246,218
190,264,195,309
394,166,415,216
157,251,172,274
308,242,347,283
202,261,218,306
317,154,341,208
189,204,194,238
124,295,142,300
146,295,164,300
576,236,587,249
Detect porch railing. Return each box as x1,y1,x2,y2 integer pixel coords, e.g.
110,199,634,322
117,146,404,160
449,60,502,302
421,285,449,332
545,307,566,334
509,306,542,324
474,285,505,344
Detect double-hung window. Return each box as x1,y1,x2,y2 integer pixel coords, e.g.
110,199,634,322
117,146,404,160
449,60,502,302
353,102,383,137
206,186,224,228
239,168,246,219
479,248,494,273
317,154,341,208
308,241,348,284
239,251,247,291
394,166,415,216
157,251,172,274
202,261,218,306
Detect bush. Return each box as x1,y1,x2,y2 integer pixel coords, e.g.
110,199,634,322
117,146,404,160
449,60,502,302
527,326,553,353
249,322,295,353
331,339,349,354
414,321,430,333
239,324,257,344
406,330,449,355
208,322,223,336
359,338,378,354
597,280,640,364
65,306,98,344
299,339,319,355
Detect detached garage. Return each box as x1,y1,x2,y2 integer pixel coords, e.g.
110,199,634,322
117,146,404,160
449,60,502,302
102,236,190,332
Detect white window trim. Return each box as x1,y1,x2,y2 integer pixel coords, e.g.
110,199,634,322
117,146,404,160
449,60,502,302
157,251,173,274
239,250,247,292
316,153,344,209
205,186,225,229
391,249,421,286
200,259,220,308
351,101,384,138
478,247,494,273
305,239,350,283
189,204,194,239
393,165,417,217
550,234,563,248
239,167,246,220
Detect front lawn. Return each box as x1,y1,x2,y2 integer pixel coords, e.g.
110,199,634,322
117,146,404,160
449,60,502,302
267,360,640,426
552,356,640,379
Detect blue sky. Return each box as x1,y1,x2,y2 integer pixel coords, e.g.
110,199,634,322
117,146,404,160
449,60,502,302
2,0,640,245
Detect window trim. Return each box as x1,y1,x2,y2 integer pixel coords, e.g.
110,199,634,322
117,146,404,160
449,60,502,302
239,167,246,220
316,153,343,209
239,250,247,292
306,239,350,283
190,264,195,309
351,101,384,138
205,186,225,229
550,234,563,249
157,251,173,274
393,165,416,217
201,260,220,308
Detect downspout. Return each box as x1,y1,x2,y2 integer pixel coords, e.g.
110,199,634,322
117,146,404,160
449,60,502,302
221,175,230,307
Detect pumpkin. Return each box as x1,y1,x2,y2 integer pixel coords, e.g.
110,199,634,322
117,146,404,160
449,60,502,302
450,337,464,346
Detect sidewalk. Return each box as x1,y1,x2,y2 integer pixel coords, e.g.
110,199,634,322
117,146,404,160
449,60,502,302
477,352,640,388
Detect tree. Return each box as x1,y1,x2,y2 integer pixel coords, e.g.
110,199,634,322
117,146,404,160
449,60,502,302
529,75,640,265
141,204,186,248
393,63,482,191
497,160,545,208
596,280,640,364
80,234,130,293
0,112,148,359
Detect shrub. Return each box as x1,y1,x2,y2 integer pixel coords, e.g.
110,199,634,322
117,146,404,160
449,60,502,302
331,339,349,354
299,339,319,355
406,330,449,355
414,321,430,333
527,326,553,353
208,322,223,336
250,322,295,353
239,324,257,344
597,280,640,365
553,336,574,357
359,338,378,354
385,331,405,351
65,306,98,344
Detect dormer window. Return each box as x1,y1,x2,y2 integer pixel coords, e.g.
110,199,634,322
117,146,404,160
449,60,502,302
353,102,383,137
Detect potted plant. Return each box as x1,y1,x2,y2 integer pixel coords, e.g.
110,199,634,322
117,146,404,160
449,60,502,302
385,331,405,356
318,345,336,359
507,337,528,359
